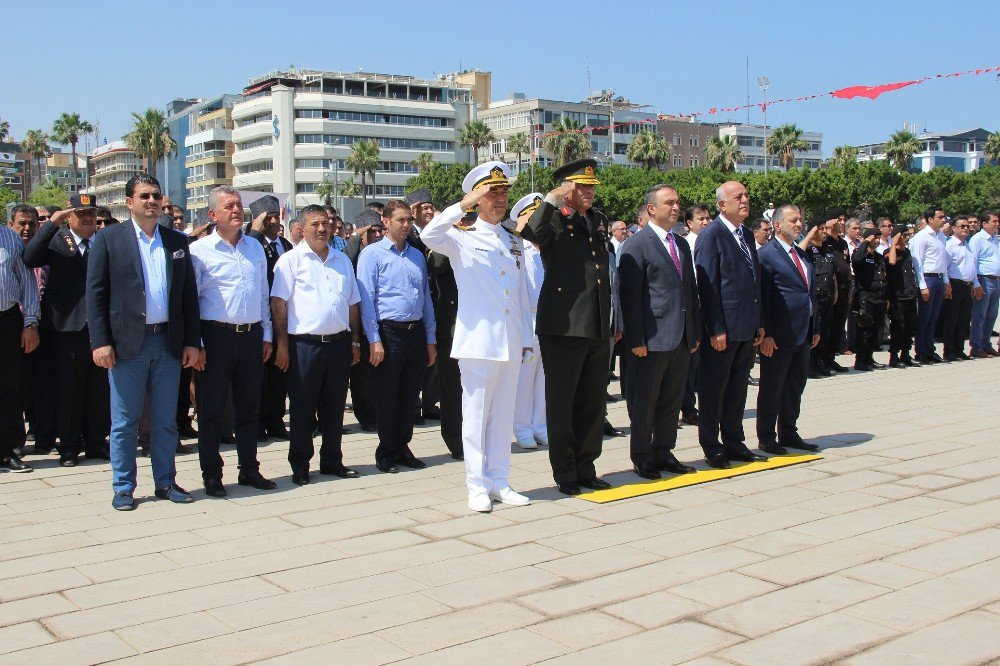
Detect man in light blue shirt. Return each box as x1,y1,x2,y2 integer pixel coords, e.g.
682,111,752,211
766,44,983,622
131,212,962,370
969,211,1000,356
908,206,953,363
356,200,436,473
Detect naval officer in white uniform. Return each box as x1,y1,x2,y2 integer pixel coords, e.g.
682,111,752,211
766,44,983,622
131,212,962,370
420,162,535,513
510,193,548,450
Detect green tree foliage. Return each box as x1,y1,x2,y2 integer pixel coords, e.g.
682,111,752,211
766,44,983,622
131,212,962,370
543,117,592,167
706,135,744,172
0,187,20,221
626,130,671,170
984,131,1000,165
403,163,471,209
27,175,69,209
508,165,557,204
345,139,380,206
0,119,10,142
766,124,809,170
410,152,436,174
124,108,177,179
457,119,495,164
832,145,858,167
51,112,94,191
20,129,52,190
884,129,921,172
315,179,336,206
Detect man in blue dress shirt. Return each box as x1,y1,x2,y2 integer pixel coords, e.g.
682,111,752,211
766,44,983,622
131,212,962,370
189,186,277,497
908,206,953,363
356,200,436,474
969,211,1000,357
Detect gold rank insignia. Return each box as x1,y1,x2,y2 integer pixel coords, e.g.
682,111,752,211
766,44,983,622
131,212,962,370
79,194,91,205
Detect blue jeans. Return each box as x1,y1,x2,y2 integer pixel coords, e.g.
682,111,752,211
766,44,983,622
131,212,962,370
915,275,945,357
970,276,1000,351
108,330,181,493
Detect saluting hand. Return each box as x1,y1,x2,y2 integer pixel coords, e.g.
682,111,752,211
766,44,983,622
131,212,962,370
250,212,268,233
548,181,576,204
459,184,496,213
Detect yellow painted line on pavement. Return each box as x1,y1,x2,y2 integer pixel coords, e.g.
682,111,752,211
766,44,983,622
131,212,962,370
577,454,823,503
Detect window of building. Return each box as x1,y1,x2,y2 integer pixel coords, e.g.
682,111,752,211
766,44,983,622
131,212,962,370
689,136,699,148
737,136,754,147
235,112,272,127
672,154,683,167
296,183,317,193
689,155,699,167
236,137,272,150
673,133,682,146
294,134,452,151
293,109,451,127
237,161,273,175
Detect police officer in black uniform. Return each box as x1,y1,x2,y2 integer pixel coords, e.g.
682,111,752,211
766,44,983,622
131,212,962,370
520,158,613,495
851,228,889,371
885,224,921,368
820,210,852,373
344,209,383,432
801,219,839,378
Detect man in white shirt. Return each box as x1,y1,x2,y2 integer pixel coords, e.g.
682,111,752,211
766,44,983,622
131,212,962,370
609,220,628,255
908,206,953,363
875,217,894,255
683,204,711,253
270,205,362,484
941,216,977,360
969,211,1000,356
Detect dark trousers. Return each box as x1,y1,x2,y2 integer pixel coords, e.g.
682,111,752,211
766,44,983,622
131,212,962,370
889,298,918,354
823,286,850,363
628,344,690,466
349,336,376,428
698,337,755,458
757,338,811,446
47,329,110,458
853,295,887,362
287,335,351,472
372,323,427,464
941,280,973,356
421,359,439,413
259,352,288,431
196,324,264,478
916,275,945,357
0,308,24,457
538,334,609,485
176,366,194,428
681,346,699,417
810,300,835,367
436,336,463,456
30,336,57,450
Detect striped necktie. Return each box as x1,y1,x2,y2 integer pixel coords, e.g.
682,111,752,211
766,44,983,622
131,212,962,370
735,227,753,273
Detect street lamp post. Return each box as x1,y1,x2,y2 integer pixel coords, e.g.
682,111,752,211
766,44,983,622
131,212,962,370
757,76,769,175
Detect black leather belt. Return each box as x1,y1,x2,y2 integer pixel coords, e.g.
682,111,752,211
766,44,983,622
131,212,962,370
924,272,943,278
293,331,348,342
379,319,422,330
950,278,970,285
979,274,1000,280
204,320,261,333
145,323,167,332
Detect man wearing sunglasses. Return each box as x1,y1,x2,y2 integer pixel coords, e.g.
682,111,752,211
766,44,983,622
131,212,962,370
941,216,977,361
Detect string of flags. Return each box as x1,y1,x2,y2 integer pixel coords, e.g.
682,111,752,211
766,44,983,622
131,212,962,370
535,65,999,139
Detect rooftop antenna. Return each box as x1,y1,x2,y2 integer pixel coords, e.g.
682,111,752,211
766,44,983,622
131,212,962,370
586,56,592,98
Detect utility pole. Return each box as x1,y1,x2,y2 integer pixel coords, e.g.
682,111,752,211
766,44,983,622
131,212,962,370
757,76,769,175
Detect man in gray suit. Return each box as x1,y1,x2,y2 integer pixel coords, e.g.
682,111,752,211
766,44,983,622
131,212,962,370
618,185,701,480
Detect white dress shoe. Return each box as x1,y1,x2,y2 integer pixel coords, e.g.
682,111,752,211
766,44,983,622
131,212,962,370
468,493,493,513
534,434,548,446
516,437,538,449
489,487,531,506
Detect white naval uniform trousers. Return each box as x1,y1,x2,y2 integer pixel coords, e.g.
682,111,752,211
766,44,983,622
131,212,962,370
420,204,534,496
513,241,547,442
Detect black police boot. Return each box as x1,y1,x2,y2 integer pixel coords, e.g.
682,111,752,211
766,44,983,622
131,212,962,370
888,352,904,368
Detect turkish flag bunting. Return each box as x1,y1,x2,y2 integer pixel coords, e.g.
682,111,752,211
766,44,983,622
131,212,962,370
831,80,923,100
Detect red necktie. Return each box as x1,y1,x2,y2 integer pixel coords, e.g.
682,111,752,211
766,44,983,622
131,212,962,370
666,233,682,275
790,248,807,286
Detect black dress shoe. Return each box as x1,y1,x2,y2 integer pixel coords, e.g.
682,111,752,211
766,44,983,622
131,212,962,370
557,482,582,496
603,421,624,437
237,470,277,490
85,450,110,461
780,438,820,452
816,363,835,377
930,352,945,363
59,456,77,467
422,407,441,420
706,453,731,469
808,367,824,380
606,393,620,403
396,452,427,469
827,360,849,373
204,477,227,497
854,362,874,371
681,412,699,426
656,454,696,474
870,360,886,369
220,434,236,444
632,463,661,480
759,442,788,455
257,429,269,442
291,470,310,485
728,449,767,463
361,422,377,433
748,376,759,386
901,354,921,367
888,354,905,368
375,458,398,473
579,477,612,490
319,464,360,478
956,351,972,361
267,425,290,440
450,451,465,461
177,423,198,438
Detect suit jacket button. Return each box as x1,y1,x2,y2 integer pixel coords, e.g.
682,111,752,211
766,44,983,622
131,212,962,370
557,287,562,292
597,279,602,284
140,312,145,317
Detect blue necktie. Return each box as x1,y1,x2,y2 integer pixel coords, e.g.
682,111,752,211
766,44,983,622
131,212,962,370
735,228,753,273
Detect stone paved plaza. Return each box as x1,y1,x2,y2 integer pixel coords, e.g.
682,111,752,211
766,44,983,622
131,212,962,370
1,351,998,665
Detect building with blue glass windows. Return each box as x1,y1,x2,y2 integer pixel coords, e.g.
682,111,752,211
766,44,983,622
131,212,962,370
855,127,995,173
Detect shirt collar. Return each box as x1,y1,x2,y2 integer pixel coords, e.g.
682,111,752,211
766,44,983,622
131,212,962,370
69,228,85,246
647,222,669,244
211,230,247,248
775,237,793,254
131,217,159,243
299,240,332,263
719,214,742,235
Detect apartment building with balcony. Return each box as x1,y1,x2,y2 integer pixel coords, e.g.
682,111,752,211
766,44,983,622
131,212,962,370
230,68,476,218
717,123,823,172
84,141,144,220
184,104,238,216
854,128,994,173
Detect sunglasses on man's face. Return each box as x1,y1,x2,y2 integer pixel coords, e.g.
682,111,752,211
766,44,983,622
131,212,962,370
137,192,164,201
38,216,49,221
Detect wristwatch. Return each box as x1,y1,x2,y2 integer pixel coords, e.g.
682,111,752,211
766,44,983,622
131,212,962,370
24,323,38,331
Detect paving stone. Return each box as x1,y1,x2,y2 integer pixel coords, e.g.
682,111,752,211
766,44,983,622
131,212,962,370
463,542,566,572
530,610,640,649
536,518,673,555
0,593,78,627
668,572,780,608
400,628,569,665
115,611,232,652
0,567,93,602
377,601,544,655
256,634,411,666
840,560,935,589
461,515,599,550
843,611,1000,665
0,631,135,664
737,536,900,586
0,621,55,655
421,565,564,609
603,591,711,629
884,528,999,574
540,620,742,665
535,544,660,581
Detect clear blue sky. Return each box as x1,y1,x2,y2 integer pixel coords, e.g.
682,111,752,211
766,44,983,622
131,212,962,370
4,0,998,155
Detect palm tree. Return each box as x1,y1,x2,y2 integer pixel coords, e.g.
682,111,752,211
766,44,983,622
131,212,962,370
339,180,360,198
626,130,671,170
983,131,1000,165
766,123,809,170
543,117,592,168
0,119,9,143
345,139,380,206
51,112,94,191
883,129,921,172
706,135,745,173
457,119,495,164
124,108,177,179
833,145,858,167
21,129,52,189
506,132,530,173
315,179,336,206
410,152,436,174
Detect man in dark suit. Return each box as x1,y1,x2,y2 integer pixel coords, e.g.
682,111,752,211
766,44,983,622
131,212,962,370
23,193,110,466
425,226,464,460
756,205,822,455
618,185,701,480
87,174,201,511
246,195,292,441
344,209,383,432
693,181,768,469
406,188,443,424
520,158,613,495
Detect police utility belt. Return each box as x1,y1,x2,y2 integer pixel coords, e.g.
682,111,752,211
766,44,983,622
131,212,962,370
204,320,261,333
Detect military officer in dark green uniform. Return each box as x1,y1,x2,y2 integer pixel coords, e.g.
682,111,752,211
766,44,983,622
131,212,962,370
800,220,839,378
520,159,613,496
851,228,889,371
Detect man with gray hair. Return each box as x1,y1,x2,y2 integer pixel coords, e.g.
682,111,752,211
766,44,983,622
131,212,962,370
189,186,277,497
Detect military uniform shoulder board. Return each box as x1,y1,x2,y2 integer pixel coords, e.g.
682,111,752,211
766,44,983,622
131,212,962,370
453,222,475,231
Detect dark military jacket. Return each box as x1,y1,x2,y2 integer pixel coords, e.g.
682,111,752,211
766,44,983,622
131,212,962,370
851,245,888,297
520,200,612,340
426,249,458,340
22,220,89,332
822,236,852,289
805,242,838,304
886,247,920,301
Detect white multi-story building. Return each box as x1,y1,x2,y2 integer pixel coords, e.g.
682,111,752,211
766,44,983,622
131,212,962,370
717,123,823,172
84,141,144,220
480,92,658,171
854,128,993,173
230,69,476,218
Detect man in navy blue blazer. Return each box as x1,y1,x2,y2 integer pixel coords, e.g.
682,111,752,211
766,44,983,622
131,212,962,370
756,206,822,454
618,185,700,480
693,181,767,469
87,174,201,511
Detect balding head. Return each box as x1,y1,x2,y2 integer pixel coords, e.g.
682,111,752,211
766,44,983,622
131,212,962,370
716,180,750,224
